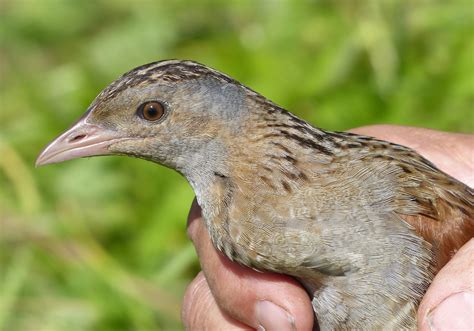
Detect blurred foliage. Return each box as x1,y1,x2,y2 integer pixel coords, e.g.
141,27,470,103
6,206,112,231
0,0,472,330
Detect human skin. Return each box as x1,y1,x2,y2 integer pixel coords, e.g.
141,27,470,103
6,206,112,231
182,125,474,331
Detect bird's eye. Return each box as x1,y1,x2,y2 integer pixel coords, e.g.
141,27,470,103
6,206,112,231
138,101,166,121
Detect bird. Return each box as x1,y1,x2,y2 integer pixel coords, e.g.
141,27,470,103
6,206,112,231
36,60,473,330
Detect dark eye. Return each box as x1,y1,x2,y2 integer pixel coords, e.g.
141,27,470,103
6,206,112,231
137,101,165,121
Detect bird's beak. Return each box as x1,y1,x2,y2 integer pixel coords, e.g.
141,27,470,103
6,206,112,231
36,117,122,167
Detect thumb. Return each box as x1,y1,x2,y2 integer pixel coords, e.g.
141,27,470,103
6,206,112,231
418,239,474,330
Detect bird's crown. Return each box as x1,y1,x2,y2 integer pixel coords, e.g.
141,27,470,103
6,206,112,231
94,60,240,105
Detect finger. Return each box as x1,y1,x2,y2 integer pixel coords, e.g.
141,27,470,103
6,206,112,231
182,271,252,330
187,199,314,331
418,238,474,331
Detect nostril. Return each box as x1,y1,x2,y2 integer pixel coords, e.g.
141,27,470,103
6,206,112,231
69,134,86,143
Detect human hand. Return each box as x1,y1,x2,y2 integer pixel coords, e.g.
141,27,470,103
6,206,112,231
182,125,474,330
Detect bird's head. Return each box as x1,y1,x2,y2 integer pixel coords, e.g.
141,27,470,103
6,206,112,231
36,60,254,174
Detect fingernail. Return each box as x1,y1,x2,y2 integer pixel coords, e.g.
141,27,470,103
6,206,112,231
428,291,474,330
255,300,296,331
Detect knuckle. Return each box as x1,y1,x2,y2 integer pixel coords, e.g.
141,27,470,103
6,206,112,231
186,199,202,242
182,272,209,328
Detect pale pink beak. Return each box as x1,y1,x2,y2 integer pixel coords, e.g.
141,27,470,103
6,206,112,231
36,117,123,167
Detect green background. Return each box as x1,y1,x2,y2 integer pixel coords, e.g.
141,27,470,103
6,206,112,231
1,1,472,330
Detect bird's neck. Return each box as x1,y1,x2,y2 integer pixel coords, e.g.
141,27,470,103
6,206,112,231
177,137,231,214
178,103,340,227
